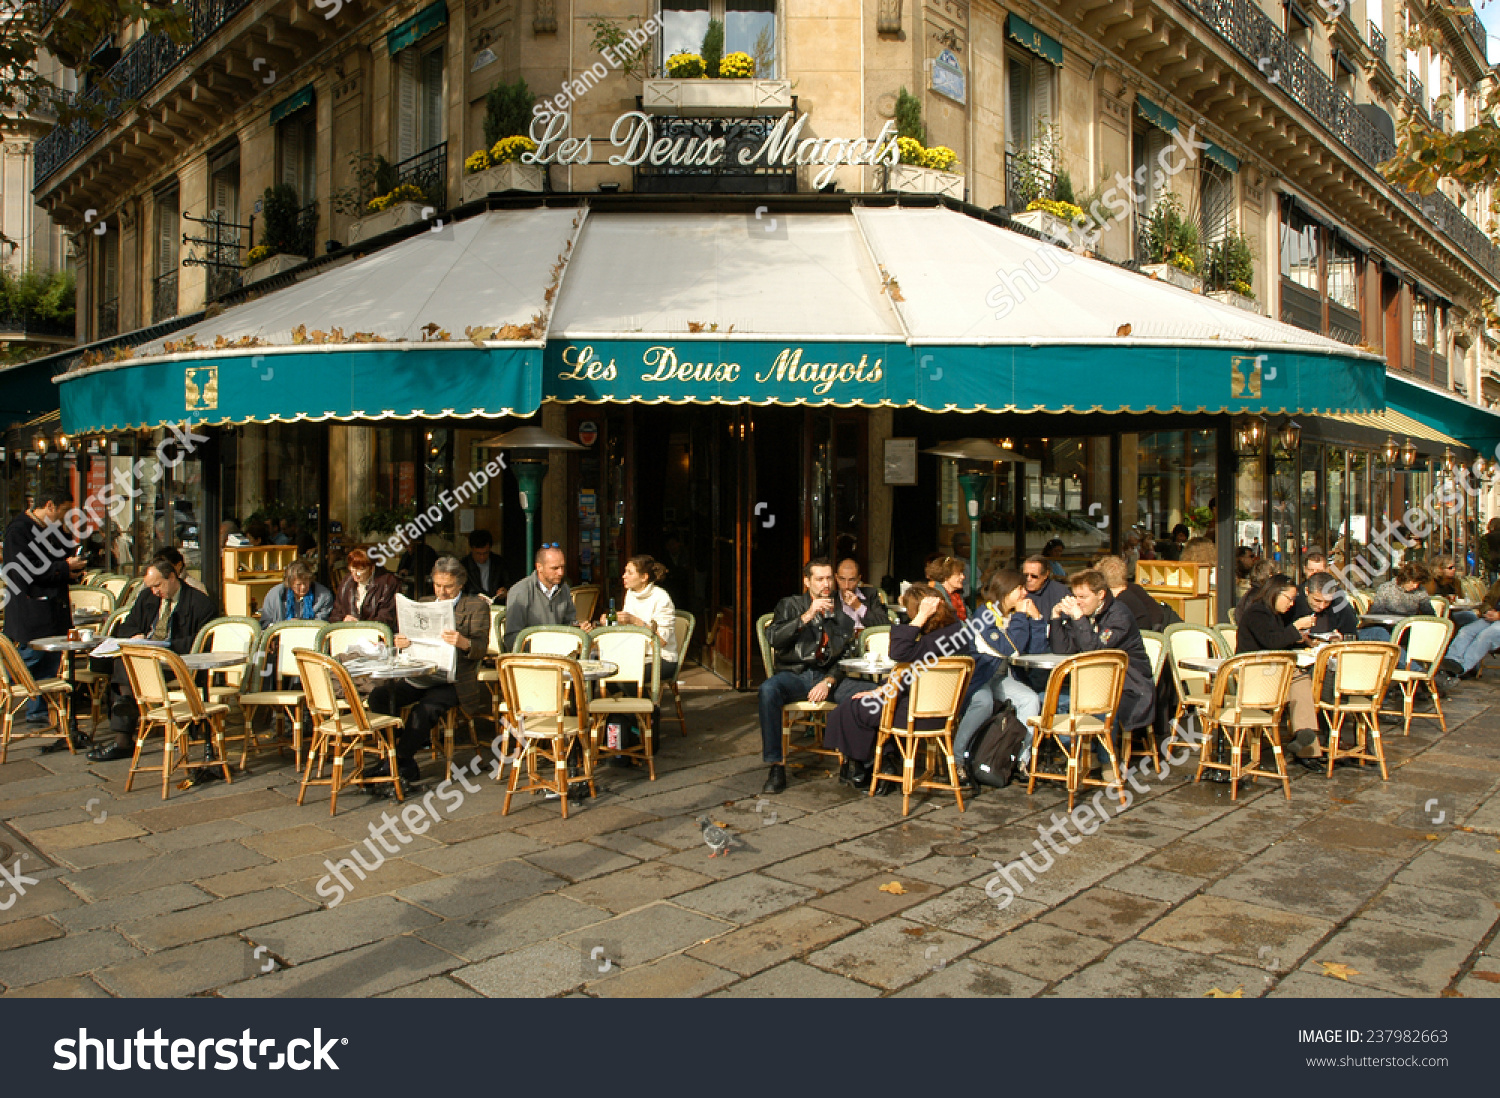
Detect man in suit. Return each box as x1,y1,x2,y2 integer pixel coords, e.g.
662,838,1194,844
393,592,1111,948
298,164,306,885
87,558,219,761
834,558,889,633
2,487,85,749
368,557,490,792
462,529,507,602
504,545,587,649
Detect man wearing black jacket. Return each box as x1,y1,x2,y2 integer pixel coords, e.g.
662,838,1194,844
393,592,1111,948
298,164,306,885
1049,570,1156,735
757,558,859,794
1305,572,1358,636
834,558,889,633
2,487,85,748
87,560,219,762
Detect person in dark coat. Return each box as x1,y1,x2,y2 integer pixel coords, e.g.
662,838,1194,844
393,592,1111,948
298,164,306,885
1234,574,1319,750
834,558,889,633
2,487,84,745
1095,555,1166,633
331,547,400,625
824,585,969,791
1048,570,1155,735
86,559,219,761
1305,572,1358,637
461,529,508,601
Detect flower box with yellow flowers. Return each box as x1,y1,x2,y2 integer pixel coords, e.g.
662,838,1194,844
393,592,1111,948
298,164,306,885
242,251,304,286
641,70,793,117
461,137,545,201
348,185,431,245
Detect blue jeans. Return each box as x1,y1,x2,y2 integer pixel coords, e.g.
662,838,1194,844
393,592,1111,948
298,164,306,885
757,669,858,763
18,645,59,720
953,674,1041,763
1448,618,1500,672
1357,626,1410,669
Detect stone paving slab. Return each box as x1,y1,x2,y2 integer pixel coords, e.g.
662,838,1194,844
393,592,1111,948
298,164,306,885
95,936,253,997
1,975,112,997
414,893,610,963
452,941,594,998
1,929,142,990
970,920,1112,983
1039,888,1171,943
711,959,883,997
122,887,318,952
672,871,816,924
1139,894,1334,972
1306,919,1474,996
589,954,739,997
1204,837,1404,921
558,902,734,967
685,905,860,976
245,895,442,965
805,918,980,990
51,882,211,934
394,859,566,920
64,841,272,901
222,934,464,998
1049,940,1269,998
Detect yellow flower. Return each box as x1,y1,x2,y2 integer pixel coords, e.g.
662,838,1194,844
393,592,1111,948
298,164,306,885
489,135,537,164
666,52,705,78
719,52,755,78
1026,197,1087,224
897,136,926,166
1170,252,1197,274
246,245,272,265
922,145,958,172
464,149,492,174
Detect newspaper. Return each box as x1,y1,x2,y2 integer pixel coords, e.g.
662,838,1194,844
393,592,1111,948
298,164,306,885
396,594,457,681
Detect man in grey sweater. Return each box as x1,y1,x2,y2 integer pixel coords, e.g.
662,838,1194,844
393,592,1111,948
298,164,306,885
503,545,590,649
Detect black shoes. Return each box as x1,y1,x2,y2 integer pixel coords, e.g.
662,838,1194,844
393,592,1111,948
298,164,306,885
87,742,132,762
762,764,786,795
1440,659,1464,678
846,761,875,790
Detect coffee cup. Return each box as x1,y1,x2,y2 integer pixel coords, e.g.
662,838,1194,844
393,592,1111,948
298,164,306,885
78,629,95,641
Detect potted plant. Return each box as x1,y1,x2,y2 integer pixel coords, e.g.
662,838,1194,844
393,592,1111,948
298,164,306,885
242,184,311,286
348,183,430,244
885,88,964,198
1139,193,1203,293
356,497,417,539
463,79,546,200
642,21,792,116
1204,231,1259,312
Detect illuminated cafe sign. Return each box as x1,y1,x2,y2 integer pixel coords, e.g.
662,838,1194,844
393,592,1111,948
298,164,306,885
551,342,895,402
527,111,900,190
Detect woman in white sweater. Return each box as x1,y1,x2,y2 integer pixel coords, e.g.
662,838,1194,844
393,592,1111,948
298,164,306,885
605,555,680,681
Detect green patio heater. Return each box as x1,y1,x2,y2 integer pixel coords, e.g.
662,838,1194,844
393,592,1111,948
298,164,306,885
922,438,1024,594
477,426,585,566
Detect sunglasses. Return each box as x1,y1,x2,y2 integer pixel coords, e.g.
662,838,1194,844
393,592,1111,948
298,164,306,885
541,542,560,550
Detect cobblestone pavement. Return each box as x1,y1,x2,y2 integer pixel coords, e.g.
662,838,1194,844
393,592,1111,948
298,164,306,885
1,670,1497,999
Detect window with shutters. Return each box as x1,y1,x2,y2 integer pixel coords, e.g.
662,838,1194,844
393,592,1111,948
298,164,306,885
277,107,316,206
1413,295,1431,347
1200,162,1234,247
662,0,777,76
1279,204,1319,291
1131,126,1171,253
396,39,445,162
96,230,119,339
1005,50,1053,157
1327,237,1359,310
153,188,179,324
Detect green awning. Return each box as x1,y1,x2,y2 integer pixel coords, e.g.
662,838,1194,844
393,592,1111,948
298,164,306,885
544,339,1384,415
1136,96,1177,132
1205,142,1239,172
1007,14,1063,67
59,345,541,433
0,356,61,430
388,1,447,54
269,85,314,126
1385,373,1500,454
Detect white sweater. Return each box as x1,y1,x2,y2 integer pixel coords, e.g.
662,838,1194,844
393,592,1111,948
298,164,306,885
623,582,678,663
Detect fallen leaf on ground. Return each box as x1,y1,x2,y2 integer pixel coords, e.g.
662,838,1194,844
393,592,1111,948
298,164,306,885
1425,834,1440,841
901,926,927,937
1204,986,1244,998
1320,962,1360,981
878,881,907,895
713,821,728,829
1468,971,1500,984
1441,989,1465,998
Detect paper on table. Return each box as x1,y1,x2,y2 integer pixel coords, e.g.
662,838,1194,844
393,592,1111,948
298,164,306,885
396,595,456,681
89,637,169,657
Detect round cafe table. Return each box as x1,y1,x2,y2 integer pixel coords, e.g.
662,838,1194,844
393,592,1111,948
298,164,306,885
838,657,897,681
1358,613,1405,628
579,659,618,681
343,657,439,680
1008,651,1070,671
30,634,103,746
179,652,247,672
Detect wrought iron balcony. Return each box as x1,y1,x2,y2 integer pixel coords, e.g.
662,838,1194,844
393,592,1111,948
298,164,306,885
152,271,178,325
97,297,118,339
1004,151,1058,213
33,0,255,187
1368,21,1386,63
0,312,75,339
1187,0,1499,281
1409,73,1425,111
395,143,448,209
1459,6,1485,48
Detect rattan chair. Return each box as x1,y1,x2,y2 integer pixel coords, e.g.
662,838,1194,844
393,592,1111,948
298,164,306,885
69,585,115,616
869,655,973,817
74,607,131,733
1128,629,1168,773
755,611,840,766
1381,615,1454,736
183,617,261,711
316,621,393,657
236,620,324,771
1314,641,1401,779
1164,622,1226,736
570,584,601,624
513,624,590,658
1192,651,1297,800
663,609,694,736
1025,649,1130,811
478,604,510,748
857,626,892,661
94,575,130,602
497,654,595,819
1428,596,1449,618
293,650,404,814
1214,624,1239,655
117,642,232,799
0,634,73,762
588,625,662,778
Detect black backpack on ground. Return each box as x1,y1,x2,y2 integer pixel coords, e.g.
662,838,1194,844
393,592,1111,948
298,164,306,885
969,700,1028,789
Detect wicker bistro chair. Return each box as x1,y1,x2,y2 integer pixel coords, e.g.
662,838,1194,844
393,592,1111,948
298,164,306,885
857,626,892,661
1429,596,1450,619
69,585,115,616
117,642,232,799
293,650,404,814
478,606,510,752
236,620,324,771
755,612,840,767
1214,625,1239,656
570,585,601,625
183,617,261,711
0,634,73,762
497,654,596,819
1314,641,1401,780
1164,623,1227,739
1381,616,1455,737
1026,650,1130,811
588,625,663,778
663,609,695,736
513,625,591,659
1192,652,1297,800
73,607,131,733
869,655,973,817
1127,630,1169,775
316,621,394,658
94,575,130,601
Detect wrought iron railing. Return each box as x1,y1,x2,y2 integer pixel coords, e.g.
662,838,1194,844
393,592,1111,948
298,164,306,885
152,271,178,324
1409,73,1425,112
1459,6,1485,49
29,0,67,28
1433,108,1445,132
1004,151,1057,212
1368,21,1386,63
0,312,75,339
33,0,256,186
631,117,799,194
97,297,118,339
1187,0,1499,281
394,143,448,208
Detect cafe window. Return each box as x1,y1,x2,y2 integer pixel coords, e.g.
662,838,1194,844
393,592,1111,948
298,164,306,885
1279,203,1319,291
662,0,777,76
1327,237,1359,310
153,187,180,324
1007,50,1054,156
396,37,444,162
1413,294,1431,347
1022,437,1111,571
277,105,317,207
1126,430,1216,543
1200,162,1234,247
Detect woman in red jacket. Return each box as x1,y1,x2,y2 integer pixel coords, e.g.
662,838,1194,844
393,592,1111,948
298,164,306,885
925,554,968,621
331,548,400,625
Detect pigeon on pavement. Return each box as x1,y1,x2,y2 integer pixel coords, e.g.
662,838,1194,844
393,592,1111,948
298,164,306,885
696,816,739,858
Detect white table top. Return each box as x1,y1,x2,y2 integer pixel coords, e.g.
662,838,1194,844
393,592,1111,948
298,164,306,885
1009,651,1070,669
